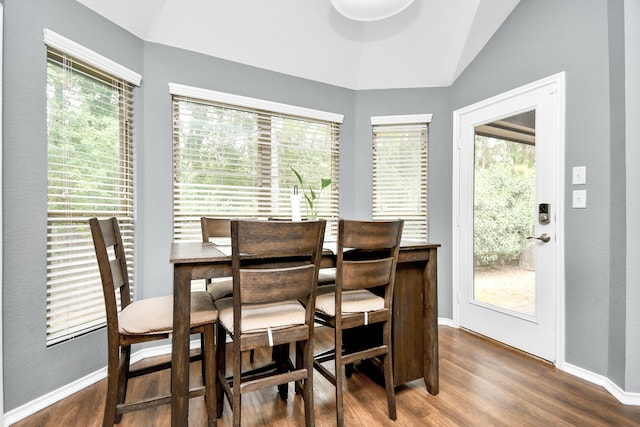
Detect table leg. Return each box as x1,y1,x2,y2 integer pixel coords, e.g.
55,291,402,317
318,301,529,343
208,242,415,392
423,248,439,395
172,265,192,426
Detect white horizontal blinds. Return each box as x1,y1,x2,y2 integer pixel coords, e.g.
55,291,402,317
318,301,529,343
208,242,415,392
372,121,428,241
46,47,135,345
172,95,340,241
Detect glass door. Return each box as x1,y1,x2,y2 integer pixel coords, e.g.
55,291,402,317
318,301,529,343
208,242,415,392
473,112,536,318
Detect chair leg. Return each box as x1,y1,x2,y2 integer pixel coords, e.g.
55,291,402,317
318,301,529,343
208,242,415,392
103,346,121,427
275,344,290,401
383,321,396,421
232,345,242,427
201,333,206,380
302,338,316,427
345,362,354,378
383,352,397,421
203,324,217,427
216,325,226,418
335,330,345,427
115,346,131,424
295,341,304,395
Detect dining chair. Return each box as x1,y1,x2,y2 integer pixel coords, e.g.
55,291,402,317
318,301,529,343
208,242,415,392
89,217,218,427
201,217,234,300
215,219,326,427
313,219,403,427
201,216,260,364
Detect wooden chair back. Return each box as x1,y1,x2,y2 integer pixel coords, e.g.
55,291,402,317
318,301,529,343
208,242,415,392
89,217,132,336
201,217,232,242
336,219,404,308
231,219,326,308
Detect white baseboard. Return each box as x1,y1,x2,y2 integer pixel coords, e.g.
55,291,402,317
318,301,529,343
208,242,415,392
563,362,640,406
2,340,200,427
438,317,455,327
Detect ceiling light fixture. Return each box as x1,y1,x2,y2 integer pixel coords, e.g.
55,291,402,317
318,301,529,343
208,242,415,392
330,0,415,21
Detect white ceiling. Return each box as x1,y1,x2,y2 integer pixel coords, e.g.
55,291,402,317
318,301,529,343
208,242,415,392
75,0,520,90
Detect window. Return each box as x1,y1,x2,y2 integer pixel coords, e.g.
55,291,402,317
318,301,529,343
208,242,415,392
371,114,430,241
170,84,341,240
45,30,140,345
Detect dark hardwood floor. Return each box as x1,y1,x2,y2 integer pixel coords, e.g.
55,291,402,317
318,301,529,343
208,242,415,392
12,326,640,426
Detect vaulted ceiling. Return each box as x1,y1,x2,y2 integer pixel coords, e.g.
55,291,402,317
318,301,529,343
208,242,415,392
75,0,520,90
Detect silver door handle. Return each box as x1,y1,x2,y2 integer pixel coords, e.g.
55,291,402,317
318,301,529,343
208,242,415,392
527,233,551,243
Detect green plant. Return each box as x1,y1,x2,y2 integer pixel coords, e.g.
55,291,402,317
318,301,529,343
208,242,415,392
291,166,331,220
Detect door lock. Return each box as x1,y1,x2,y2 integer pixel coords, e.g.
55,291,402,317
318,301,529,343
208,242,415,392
527,233,551,243
538,203,550,224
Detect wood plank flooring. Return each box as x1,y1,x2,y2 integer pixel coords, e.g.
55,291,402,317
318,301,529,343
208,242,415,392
11,326,640,426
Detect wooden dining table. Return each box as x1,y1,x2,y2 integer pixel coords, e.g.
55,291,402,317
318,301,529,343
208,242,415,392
169,240,439,427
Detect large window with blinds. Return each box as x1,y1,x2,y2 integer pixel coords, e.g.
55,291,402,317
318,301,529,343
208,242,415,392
372,115,430,241
45,31,139,345
171,85,341,240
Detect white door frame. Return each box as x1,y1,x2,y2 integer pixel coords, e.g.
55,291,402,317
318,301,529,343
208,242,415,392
1,2,5,419
452,72,566,367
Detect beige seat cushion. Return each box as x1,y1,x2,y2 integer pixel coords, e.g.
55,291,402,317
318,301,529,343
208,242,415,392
215,297,306,334
315,289,384,316
118,291,217,335
206,277,234,300
318,267,336,285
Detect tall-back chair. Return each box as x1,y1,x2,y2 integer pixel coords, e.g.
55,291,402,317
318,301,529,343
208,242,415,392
89,217,218,426
215,219,326,427
313,219,403,427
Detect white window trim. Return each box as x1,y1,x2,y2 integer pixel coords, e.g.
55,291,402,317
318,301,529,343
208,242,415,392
371,113,432,126
1,3,4,419
43,29,141,86
169,82,344,124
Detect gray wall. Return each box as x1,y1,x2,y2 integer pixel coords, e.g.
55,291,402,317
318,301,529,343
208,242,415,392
607,0,627,390
451,0,611,374
624,0,640,392
3,0,638,414
3,0,144,411
449,0,639,390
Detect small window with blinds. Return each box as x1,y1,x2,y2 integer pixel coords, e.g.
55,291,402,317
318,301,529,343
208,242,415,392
372,115,430,241
45,38,137,345
171,88,340,241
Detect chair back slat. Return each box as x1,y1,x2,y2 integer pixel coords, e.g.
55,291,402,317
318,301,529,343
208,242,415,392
201,217,231,242
341,257,394,291
240,264,317,304
100,221,119,248
233,220,323,257
110,258,127,289
341,220,404,251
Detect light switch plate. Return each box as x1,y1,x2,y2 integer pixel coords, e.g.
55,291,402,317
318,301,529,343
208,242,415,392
572,189,587,208
572,166,586,185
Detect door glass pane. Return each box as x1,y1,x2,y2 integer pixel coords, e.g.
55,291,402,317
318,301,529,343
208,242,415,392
473,111,536,317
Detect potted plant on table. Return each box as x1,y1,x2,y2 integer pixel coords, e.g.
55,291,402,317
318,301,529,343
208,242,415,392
291,166,331,220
